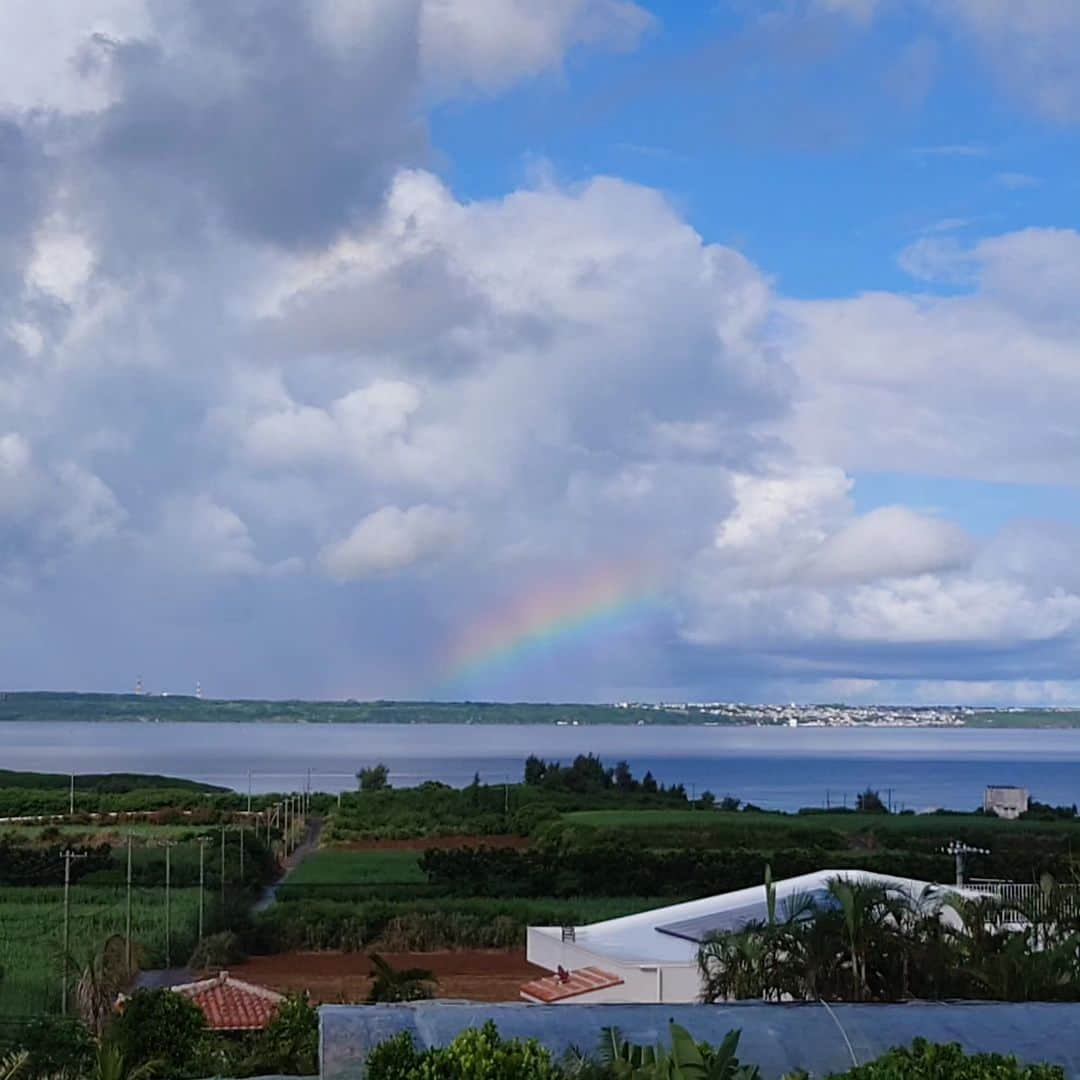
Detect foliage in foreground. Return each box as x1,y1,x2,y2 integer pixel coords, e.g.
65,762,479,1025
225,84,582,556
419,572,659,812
363,1026,1064,1080
700,871,1080,1004
822,1038,1063,1079
6,989,319,1079
365,953,437,1004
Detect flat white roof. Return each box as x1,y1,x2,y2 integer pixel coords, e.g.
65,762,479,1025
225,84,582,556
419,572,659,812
533,870,974,966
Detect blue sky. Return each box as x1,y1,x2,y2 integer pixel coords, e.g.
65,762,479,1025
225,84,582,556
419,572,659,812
3,1,1080,706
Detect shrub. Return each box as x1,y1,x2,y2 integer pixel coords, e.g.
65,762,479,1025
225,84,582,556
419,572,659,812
365,1031,424,1080
188,930,246,971
826,1039,1064,1079
365,1022,560,1080
10,1016,93,1078
253,992,319,1075
367,953,437,1003
109,988,206,1073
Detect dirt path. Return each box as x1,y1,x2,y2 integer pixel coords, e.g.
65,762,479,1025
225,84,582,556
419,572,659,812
232,949,544,1004
253,816,322,911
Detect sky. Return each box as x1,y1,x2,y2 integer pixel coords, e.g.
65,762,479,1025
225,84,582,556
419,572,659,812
2,0,1080,706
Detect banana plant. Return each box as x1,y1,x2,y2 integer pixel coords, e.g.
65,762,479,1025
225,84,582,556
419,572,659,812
598,1023,760,1080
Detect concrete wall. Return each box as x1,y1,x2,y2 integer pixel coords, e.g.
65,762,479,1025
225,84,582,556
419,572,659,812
320,1001,1080,1079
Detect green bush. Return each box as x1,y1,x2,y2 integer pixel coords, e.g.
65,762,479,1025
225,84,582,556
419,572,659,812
188,929,246,971
8,1016,93,1077
362,1031,1063,1080
825,1039,1064,1079
251,897,666,952
251,993,319,1075
365,1022,560,1080
109,988,206,1074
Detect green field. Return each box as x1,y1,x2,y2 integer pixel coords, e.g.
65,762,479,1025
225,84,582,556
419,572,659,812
562,809,1080,837
3,823,201,840
285,849,425,887
0,885,201,1016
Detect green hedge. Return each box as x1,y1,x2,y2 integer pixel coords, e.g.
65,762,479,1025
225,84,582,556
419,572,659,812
417,844,954,899
251,897,668,952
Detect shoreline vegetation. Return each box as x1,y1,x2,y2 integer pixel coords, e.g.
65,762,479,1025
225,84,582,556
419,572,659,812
2,690,1080,727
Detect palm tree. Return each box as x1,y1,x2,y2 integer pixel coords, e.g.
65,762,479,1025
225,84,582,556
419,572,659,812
72,935,140,1036
826,877,895,1002
366,952,437,1003
87,1036,161,1080
0,1051,28,1080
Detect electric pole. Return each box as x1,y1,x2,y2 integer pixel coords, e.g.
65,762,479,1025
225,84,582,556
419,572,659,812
197,837,212,940
944,840,990,887
156,841,177,968
239,822,245,882
125,836,133,972
69,771,75,817
61,849,87,1015
247,769,253,814
220,825,226,920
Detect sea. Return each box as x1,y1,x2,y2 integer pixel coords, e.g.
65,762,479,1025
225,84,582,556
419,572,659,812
3,722,1080,812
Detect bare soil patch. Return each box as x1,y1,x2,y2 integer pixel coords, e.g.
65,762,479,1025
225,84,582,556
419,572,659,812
231,949,542,1004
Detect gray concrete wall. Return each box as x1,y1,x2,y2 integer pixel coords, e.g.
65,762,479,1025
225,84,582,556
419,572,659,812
320,1000,1080,1078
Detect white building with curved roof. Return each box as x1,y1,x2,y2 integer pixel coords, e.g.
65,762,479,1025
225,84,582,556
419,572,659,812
524,869,978,1004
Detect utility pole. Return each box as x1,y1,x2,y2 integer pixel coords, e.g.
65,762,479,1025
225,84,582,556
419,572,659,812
944,840,990,887
247,770,253,814
196,837,212,940
220,825,226,918
239,823,245,882
69,771,75,817
125,836,133,973
157,841,177,968
306,768,312,815
283,797,289,859
61,849,87,1015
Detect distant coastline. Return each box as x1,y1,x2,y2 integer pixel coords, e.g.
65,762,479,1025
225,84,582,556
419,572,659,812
1,691,1079,728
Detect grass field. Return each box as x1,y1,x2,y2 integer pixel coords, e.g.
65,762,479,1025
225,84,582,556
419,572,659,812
2,823,200,840
0,885,201,1016
286,849,425,886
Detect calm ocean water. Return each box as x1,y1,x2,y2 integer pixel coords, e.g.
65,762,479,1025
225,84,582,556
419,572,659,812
3,722,1080,812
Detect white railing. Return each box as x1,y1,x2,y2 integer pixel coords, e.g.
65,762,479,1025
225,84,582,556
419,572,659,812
967,881,1080,919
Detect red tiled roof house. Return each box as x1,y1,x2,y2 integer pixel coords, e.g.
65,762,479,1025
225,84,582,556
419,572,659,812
168,971,285,1031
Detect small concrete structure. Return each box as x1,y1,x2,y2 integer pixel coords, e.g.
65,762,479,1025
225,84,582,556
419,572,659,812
526,870,977,1004
984,785,1030,820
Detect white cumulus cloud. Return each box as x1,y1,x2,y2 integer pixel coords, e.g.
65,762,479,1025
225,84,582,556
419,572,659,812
320,504,467,580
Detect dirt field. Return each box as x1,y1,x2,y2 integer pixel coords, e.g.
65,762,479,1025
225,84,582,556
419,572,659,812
231,949,544,1003
330,834,530,851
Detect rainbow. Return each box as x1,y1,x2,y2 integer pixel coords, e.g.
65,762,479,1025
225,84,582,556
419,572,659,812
439,559,665,688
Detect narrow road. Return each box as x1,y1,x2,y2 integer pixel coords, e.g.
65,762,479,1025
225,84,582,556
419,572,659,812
253,816,322,912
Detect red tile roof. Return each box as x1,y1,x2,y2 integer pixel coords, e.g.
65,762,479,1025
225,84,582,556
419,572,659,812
170,971,285,1031
520,966,624,1003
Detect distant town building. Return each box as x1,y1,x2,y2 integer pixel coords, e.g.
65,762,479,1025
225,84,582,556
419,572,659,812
984,785,1030,820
